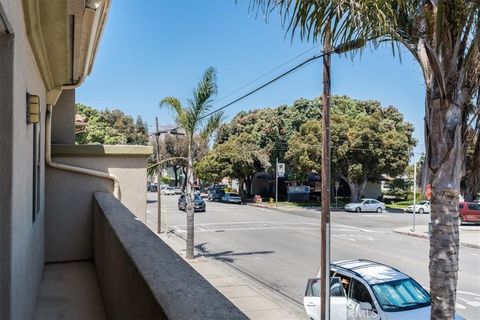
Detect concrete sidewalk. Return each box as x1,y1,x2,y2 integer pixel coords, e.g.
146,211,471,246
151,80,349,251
394,225,480,249
247,202,403,216
157,231,305,320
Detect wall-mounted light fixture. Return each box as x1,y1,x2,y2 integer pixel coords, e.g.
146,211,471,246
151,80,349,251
27,93,40,124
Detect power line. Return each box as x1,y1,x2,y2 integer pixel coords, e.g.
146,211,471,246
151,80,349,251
212,44,321,106
197,50,333,121
153,49,332,135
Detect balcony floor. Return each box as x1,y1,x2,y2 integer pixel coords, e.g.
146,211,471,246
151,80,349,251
34,261,106,319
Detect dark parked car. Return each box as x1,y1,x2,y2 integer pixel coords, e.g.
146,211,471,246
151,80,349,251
178,194,206,212
148,183,158,192
208,189,225,202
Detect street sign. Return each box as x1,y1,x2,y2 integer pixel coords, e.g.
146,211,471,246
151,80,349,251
277,163,285,177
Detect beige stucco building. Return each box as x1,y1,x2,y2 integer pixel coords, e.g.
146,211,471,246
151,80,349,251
0,1,245,318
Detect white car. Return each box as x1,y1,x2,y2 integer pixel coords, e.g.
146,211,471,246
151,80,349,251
304,259,464,320
405,201,430,214
161,187,175,196
221,192,242,204
345,199,386,213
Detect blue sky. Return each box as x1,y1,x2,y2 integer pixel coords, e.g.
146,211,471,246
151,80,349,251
77,0,426,156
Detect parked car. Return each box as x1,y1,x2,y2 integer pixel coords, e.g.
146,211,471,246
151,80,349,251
178,193,206,212
148,183,158,192
207,184,227,199
344,199,385,213
405,201,431,214
162,187,175,196
459,202,480,225
208,189,225,201
304,259,464,320
174,187,182,195
221,192,242,204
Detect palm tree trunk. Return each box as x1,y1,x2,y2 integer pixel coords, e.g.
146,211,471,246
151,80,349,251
185,140,195,259
181,166,187,191
427,95,463,320
173,165,179,187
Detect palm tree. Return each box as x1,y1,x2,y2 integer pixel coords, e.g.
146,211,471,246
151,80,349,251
160,67,223,259
249,1,479,318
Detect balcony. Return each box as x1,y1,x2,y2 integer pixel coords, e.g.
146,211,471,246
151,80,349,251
34,144,246,319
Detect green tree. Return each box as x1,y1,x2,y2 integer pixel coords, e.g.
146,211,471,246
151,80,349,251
249,1,480,317
75,104,148,145
196,133,270,198
159,67,223,259
286,98,415,202
388,178,413,200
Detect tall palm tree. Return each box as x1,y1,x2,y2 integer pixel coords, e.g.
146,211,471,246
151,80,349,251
160,67,223,259
249,1,479,318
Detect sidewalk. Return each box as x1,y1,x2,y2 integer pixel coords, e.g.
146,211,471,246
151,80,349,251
247,202,403,216
157,231,305,320
394,225,480,249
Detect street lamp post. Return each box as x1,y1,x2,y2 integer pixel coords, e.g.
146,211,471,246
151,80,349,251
150,122,185,234
155,117,162,234
335,180,340,209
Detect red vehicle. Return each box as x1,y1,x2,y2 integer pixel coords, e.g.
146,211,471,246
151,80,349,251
459,202,480,224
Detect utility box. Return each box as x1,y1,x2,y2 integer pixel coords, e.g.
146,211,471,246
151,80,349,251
287,185,310,202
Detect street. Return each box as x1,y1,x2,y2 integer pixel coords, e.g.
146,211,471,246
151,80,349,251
147,193,480,319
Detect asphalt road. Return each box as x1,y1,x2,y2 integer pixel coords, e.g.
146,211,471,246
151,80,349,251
147,193,480,319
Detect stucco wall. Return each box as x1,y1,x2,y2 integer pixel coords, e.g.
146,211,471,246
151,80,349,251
363,182,382,199
0,0,46,318
45,146,151,262
93,192,248,320
51,89,75,144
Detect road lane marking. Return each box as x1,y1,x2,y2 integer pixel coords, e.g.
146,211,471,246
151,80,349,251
171,226,320,233
456,303,466,310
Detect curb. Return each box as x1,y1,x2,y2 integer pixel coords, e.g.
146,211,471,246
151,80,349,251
246,203,320,219
247,203,403,215
393,230,480,249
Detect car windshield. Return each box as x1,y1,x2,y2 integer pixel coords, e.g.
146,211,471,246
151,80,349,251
469,203,480,210
194,194,202,201
418,201,428,205
371,278,430,312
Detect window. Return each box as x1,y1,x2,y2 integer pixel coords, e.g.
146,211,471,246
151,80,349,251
371,278,430,312
349,279,374,305
330,277,346,297
305,278,320,297
468,203,480,211
32,121,41,222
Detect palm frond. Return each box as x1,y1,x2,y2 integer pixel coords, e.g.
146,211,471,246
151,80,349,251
200,111,225,141
159,97,188,129
186,67,218,134
192,67,217,117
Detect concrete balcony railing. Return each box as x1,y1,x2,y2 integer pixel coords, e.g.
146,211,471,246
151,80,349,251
93,192,248,319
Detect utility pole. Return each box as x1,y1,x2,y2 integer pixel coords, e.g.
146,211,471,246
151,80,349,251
155,117,162,234
275,157,279,207
320,28,332,320
412,156,417,232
